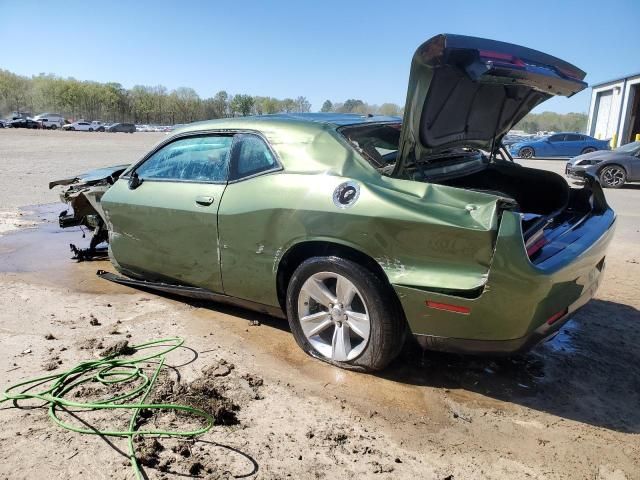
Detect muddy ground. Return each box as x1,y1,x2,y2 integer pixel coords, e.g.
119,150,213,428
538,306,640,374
0,129,639,479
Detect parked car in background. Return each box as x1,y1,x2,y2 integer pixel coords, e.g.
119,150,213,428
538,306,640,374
50,34,615,372
62,121,94,131
36,117,64,129
0,119,6,128
106,122,135,133
566,140,640,188
8,117,40,129
502,134,530,147
510,133,609,158
34,113,65,126
90,121,106,132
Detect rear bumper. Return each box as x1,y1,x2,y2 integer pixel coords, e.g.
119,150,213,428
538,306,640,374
395,203,615,355
412,285,587,354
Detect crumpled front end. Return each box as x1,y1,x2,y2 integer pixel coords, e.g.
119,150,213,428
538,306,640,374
49,165,128,260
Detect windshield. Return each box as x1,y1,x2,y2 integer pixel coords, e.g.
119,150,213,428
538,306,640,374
615,141,640,154
338,122,401,175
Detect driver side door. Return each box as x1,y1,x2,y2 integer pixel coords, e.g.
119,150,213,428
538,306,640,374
102,133,233,292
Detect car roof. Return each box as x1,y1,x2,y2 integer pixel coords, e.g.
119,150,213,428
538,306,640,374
175,112,402,135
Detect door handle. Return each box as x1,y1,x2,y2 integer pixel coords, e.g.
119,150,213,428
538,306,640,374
195,195,214,206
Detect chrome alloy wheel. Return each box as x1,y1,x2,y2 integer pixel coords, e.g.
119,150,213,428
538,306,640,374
601,166,625,187
297,272,370,362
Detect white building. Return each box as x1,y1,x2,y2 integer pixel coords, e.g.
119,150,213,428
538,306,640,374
586,72,640,147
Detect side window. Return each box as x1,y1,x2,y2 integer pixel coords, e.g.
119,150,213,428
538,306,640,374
565,134,581,141
229,134,278,181
135,135,233,182
548,134,564,142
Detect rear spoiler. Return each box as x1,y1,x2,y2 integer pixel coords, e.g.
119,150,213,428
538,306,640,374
419,34,587,97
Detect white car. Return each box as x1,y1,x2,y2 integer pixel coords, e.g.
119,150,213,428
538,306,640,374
34,113,65,128
36,117,65,129
62,121,94,132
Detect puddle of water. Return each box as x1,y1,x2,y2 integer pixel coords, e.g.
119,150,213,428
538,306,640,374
0,203,125,295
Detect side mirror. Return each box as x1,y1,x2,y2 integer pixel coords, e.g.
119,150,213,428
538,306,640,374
128,172,143,190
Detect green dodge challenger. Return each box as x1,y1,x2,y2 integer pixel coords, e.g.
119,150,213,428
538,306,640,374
51,34,615,371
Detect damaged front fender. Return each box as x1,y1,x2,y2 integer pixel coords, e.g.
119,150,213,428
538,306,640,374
49,164,129,260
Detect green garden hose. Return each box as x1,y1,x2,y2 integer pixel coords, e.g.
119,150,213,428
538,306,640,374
1,337,214,479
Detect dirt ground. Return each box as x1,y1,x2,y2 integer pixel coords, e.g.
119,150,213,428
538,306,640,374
0,129,639,479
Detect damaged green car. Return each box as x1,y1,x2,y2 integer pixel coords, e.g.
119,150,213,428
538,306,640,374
52,34,615,371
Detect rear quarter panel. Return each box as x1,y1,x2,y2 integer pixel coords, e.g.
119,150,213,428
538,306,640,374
218,167,502,307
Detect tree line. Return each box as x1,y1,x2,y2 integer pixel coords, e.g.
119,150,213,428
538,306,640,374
0,68,586,131
516,111,588,134
0,69,404,124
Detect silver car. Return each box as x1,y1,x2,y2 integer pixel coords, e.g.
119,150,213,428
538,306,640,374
566,141,640,188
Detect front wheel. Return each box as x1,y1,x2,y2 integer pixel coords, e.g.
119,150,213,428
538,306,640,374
68,127,75,131
600,165,626,188
519,146,535,159
286,256,405,371
50,124,57,130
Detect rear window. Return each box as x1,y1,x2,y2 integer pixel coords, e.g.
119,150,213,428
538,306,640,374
339,123,401,174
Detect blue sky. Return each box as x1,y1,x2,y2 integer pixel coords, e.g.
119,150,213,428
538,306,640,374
1,0,638,113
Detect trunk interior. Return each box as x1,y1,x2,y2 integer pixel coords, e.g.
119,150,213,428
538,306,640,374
432,161,598,263
438,162,570,217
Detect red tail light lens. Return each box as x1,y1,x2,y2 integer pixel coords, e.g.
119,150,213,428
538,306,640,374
546,308,568,325
478,50,526,67
525,227,548,258
526,235,549,257
426,301,471,315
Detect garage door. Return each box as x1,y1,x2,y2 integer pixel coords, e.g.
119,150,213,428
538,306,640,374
593,91,613,140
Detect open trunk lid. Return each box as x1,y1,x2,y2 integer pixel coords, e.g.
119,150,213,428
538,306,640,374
396,34,587,174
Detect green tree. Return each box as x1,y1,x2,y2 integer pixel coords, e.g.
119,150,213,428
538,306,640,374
378,103,401,116
294,96,311,113
211,90,229,118
320,100,333,112
230,94,254,116
339,99,364,113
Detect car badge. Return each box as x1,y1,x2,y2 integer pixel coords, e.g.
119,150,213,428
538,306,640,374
333,181,360,209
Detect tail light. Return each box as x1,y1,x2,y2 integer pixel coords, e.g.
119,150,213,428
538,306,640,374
478,50,526,67
546,308,568,325
525,228,549,258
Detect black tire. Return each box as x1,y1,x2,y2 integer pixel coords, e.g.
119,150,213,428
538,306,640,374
50,124,57,130
89,128,94,132
519,146,535,159
69,127,75,131
582,147,596,154
286,256,405,372
599,164,626,188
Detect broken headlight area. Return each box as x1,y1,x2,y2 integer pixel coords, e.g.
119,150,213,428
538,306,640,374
49,165,128,261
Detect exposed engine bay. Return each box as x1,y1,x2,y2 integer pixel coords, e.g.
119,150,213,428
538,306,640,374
49,165,128,260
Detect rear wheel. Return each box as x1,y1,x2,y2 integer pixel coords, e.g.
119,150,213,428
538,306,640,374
286,256,405,371
50,124,57,130
582,147,596,154
599,165,626,188
519,147,535,159
89,128,94,132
